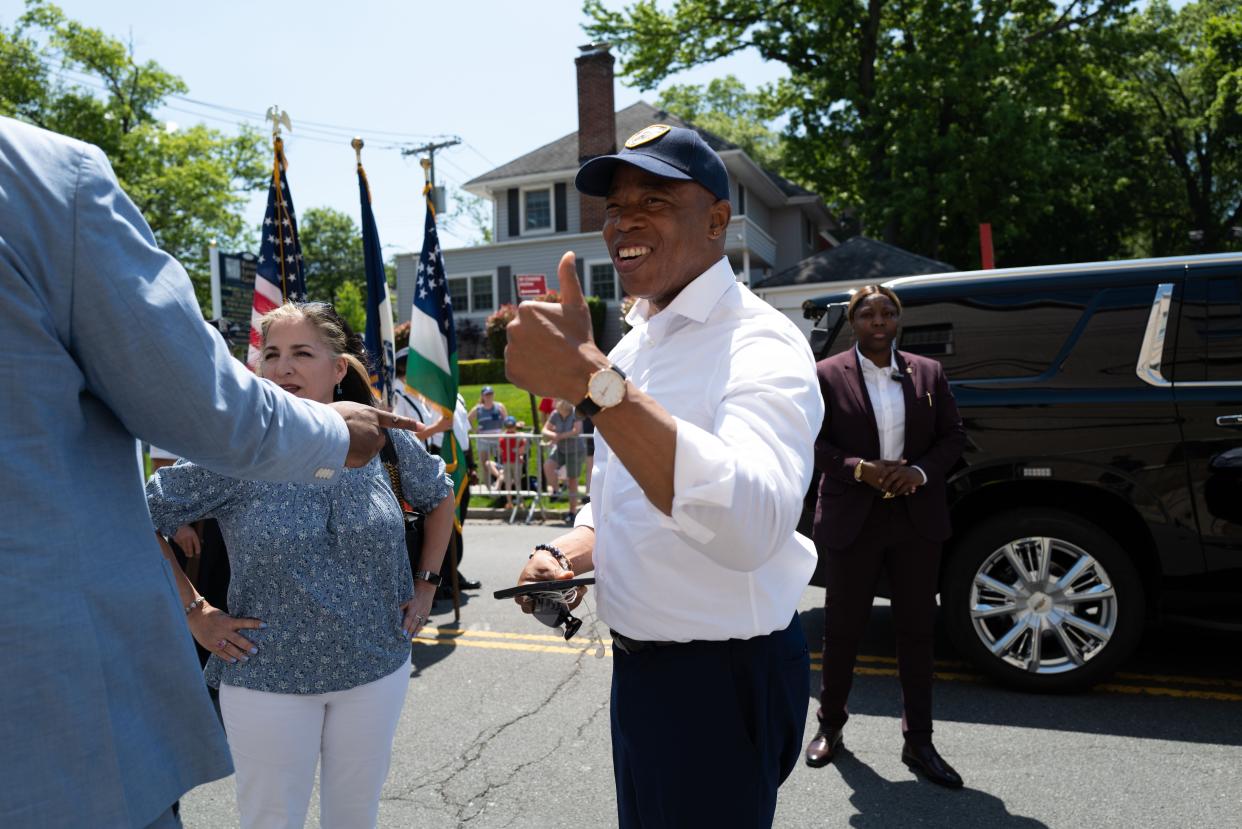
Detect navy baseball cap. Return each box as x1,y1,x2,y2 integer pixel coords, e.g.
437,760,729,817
575,124,730,203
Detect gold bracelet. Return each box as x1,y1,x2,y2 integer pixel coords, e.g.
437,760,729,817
853,460,866,482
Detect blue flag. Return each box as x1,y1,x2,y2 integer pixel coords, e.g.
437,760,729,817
357,163,395,403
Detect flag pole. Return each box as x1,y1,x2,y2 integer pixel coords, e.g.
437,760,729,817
422,155,463,624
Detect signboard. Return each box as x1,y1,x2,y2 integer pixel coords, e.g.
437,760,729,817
515,273,548,300
216,250,258,362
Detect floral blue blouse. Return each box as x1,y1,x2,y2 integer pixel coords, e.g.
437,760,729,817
146,429,452,694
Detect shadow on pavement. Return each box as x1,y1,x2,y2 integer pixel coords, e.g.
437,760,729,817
829,746,1049,829
798,602,1242,747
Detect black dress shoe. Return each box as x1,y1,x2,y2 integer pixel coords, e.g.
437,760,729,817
457,574,482,591
804,726,843,767
902,741,964,789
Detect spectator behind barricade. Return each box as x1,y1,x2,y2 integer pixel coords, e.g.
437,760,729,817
469,385,507,485
497,415,529,509
145,302,456,828
541,399,584,522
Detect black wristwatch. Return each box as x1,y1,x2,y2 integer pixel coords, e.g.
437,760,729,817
413,570,443,586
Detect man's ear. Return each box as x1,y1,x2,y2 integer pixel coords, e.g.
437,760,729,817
708,198,732,240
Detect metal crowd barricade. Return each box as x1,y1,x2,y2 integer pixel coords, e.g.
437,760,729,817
467,430,595,525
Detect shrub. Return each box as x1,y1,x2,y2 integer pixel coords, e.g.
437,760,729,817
485,304,518,358
586,295,607,341
458,358,507,385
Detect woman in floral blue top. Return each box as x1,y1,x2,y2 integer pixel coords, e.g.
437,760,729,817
147,302,454,829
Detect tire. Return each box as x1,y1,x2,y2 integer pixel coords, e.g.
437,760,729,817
942,508,1146,692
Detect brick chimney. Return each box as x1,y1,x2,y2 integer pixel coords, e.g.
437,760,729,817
576,42,616,233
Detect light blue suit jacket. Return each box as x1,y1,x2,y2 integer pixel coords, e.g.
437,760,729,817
0,116,351,827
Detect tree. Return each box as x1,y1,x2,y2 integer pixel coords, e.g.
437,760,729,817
656,75,784,172
586,0,1237,266
1110,0,1242,253
449,189,494,245
334,280,366,335
0,0,267,310
299,206,364,304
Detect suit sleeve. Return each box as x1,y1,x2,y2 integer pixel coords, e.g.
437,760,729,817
69,144,349,482
908,363,965,481
813,367,865,484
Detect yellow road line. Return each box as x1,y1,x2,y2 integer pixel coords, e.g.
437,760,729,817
414,629,1242,702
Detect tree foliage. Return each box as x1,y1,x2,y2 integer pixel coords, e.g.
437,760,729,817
0,0,267,310
299,206,364,305
587,0,1242,267
656,75,784,171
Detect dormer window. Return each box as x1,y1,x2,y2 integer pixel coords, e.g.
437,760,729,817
522,186,553,234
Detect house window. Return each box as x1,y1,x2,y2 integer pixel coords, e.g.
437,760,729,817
447,274,494,313
522,187,552,233
470,275,494,311
589,262,618,301
737,183,746,217
447,277,469,313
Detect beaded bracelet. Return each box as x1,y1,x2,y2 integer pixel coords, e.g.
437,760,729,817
184,596,207,616
531,543,572,572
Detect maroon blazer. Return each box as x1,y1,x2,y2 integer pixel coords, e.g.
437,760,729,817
813,348,966,550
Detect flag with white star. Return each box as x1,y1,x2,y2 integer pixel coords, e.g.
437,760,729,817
404,182,465,521
247,137,306,367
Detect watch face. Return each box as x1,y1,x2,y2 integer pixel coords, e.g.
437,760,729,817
589,368,625,408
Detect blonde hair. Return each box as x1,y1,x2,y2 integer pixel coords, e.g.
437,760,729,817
257,302,373,404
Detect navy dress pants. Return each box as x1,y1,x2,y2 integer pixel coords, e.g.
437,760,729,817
610,615,809,829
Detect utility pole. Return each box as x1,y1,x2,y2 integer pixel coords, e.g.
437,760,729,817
400,137,461,189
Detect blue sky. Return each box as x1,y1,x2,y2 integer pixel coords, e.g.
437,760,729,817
3,0,787,260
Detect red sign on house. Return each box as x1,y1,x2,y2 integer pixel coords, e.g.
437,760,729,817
515,274,548,300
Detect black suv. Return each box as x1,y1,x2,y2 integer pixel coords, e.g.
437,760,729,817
803,252,1242,692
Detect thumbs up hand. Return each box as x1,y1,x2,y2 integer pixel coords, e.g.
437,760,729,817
505,251,608,401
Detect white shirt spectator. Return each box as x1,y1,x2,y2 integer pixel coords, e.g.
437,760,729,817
575,257,824,642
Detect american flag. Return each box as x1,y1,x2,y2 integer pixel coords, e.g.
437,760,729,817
248,137,306,366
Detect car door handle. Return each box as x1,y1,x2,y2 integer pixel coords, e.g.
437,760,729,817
1217,415,1242,428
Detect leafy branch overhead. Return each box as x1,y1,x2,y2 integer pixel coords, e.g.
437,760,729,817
0,0,268,311
587,0,1242,266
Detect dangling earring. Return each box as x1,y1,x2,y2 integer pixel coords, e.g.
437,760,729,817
335,382,343,397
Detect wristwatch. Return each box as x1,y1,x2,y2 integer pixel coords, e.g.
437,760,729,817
853,460,866,482
413,570,443,586
576,364,627,416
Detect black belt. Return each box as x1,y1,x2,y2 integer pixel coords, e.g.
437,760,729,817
609,630,679,655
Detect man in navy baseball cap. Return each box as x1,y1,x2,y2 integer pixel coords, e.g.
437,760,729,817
505,118,821,829
575,124,731,203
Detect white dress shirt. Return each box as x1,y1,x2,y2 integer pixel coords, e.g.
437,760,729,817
856,345,926,484
575,257,824,642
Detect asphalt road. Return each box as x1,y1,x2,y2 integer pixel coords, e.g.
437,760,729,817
181,521,1242,828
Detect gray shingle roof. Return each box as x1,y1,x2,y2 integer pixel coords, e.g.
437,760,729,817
750,237,955,290
465,101,808,198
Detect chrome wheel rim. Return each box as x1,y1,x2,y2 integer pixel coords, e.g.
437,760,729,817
969,536,1119,674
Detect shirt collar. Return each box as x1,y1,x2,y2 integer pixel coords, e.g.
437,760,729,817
625,257,736,338
855,343,898,374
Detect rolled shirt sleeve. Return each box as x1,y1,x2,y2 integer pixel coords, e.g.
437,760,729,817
667,340,824,571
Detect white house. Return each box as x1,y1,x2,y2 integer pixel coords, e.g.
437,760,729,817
396,43,836,353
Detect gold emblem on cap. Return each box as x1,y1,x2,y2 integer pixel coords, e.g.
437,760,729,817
624,124,671,149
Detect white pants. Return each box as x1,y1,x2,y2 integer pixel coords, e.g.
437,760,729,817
219,663,409,829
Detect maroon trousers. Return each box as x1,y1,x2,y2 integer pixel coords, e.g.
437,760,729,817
818,497,941,745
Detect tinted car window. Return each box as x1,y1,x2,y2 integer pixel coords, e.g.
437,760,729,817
900,292,1092,380
1170,275,1242,383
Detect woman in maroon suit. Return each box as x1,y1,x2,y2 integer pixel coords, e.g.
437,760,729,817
804,285,967,788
